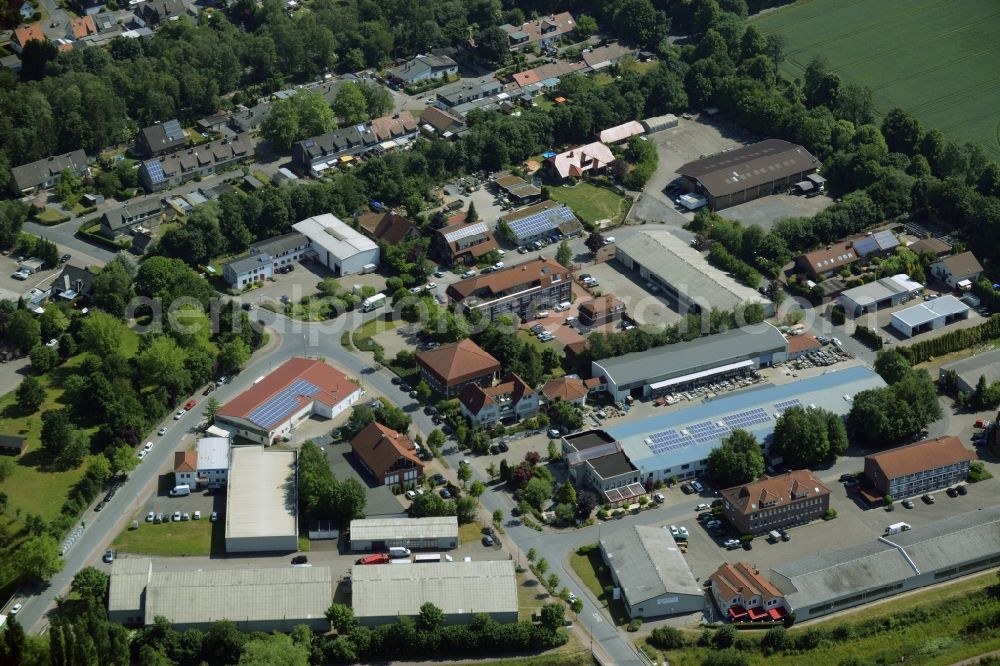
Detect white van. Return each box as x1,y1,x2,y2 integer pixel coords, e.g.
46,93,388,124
169,484,191,497
388,546,411,559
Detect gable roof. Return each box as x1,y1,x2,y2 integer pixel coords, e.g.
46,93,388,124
908,237,951,256
548,142,615,179
101,197,164,231
173,450,197,473
416,339,500,386
68,15,96,39
447,256,570,303
578,294,624,319
13,22,44,46
350,421,421,478
500,12,575,45
865,436,976,480
710,561,784,602
600,525,702,606
139,119,185,154
458,373,534,415
370,111,417,142
678,139,820,198
787,333,821,354
52,264,96,299
420,106,464,134
722,470,831,514
355,211,418,244
0,434,26,453
10,150,89,191
798,241,859,274
541,376,588,402
935,251,983,277
598,121,645,144
217,357,358,430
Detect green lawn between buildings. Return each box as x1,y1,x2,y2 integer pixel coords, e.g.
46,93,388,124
548,182,629,227
112,513,223,557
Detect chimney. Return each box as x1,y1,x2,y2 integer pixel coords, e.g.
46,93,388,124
63,275,70,290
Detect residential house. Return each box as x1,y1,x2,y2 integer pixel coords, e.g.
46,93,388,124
459,373,539,426
796,241,859,281
370,111,419,149
864,436,975,499
907,237,952,258
435,76,502,108
291,125,378,176
434,214,499,266
350,421,423,486
173,437,230,489
173,451,198,489
133,0,185,26
415,339,501,398
499,201,582,246
10,22,45,53
510,60,586,88
91,12,119,32
50,264,96,302
139,134,252,192
13,1,34,21
500,12,575,50
540,376,589,406
67,15,97,40
418,106,466,139
708,562,788,622
581,42,635,71
446,256,573,322
547,142,615,181
721,470,831,536
0,434,27,456
386,53,458,86
196,114,229,134
356,211,420,245
135,119,186,157
577,294,625,327
75,0,105,15
9,150,89,194
930,251,983,289
99,198,164,239
222,231,310,288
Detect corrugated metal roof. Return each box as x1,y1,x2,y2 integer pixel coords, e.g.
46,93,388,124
109,557,152,612
351,560,516,619
891,295,968,328
350,516,457,542
600,526,702,606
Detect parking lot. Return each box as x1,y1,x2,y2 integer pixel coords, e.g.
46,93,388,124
243,259,387,309
579,260,684,328
722,193,834,231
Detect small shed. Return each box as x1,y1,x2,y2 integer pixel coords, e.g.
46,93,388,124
0,434,27,456
641,114,678,133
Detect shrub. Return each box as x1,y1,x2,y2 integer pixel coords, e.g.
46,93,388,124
794,627,824,651
649,626,686,650
760,626,788,654
701,650,750,666
823,508,838,520
713,625,737,649
626,618,643,632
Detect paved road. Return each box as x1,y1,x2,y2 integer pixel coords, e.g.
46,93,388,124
35,0,71,40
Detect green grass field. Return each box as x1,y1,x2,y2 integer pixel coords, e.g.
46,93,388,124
113,514,223,557
753,0,1000,158
548,182,629,227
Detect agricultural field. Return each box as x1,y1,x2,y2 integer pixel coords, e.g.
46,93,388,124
753,0,1000,158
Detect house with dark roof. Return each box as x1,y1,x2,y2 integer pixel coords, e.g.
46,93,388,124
578,294,625,327
721,470,831,535
197,114,229,134
446,256,572,323
350,421,423,486
135,119,186,157
139,134,252,192
75,0,105,15
459,374,538,426
434,215,498,266
796,241,859,281
99,198,164,239
930,251,983,289
51,264,96,302
11,22,45,53
387,53,458,86
500,12,575,50
222,231,311,288
214,357,362,445
356,211,420,245
291,125,378,176
498,200,582,245
12,1,35,21
133,0,185,26
415,339,501,398
493,173,541,206
435,76,502,108
581,42,635,71
10,150,89,194
0,434,27,456
678,139,821,210
907,237,952,258
864,436,975,498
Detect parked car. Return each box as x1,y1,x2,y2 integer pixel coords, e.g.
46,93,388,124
902,499,914,509
145,511,155,522
174,409,185,420
922,494,935,504
356,553,390,565
778,529,790,542
946,487,958,497
691,479,705,493
956,484,968,495
154,513,164,524
482,535,495,546
723,539,741,550
695,503,709,511
103,549,114,563
193,511,201,520
705,519,722,529
439,488,452,499
158,427,167,436
10,603,22,615
291,555,308,565
210,511,218,522
405,490,416,500
654,492,665,503
171,511,181,522
181,512,190,521
462,270,476,278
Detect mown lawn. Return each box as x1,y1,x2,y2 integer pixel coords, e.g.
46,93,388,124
352,316,396,351
113,513,224,557
35,207,71,225
548,182,628,227
641,571,1000,666
568,545,629,625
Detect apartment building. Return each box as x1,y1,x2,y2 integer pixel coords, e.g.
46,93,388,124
708,562,789,622
864,436,976,498
458,374,539,426
445,256,572,322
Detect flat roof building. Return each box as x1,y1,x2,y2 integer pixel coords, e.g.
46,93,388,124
890,295,969,338
616,230,774,318
349,516,458,552
109,557,331,631
293,213,379,277
225,446,298,553
352,560,517,625
839,274,923,317
591,324,788,401
864,436,975,498
940,348,1000,394
216,356,362,445
564,366,885,494
677,139,820,210
600,525,704,619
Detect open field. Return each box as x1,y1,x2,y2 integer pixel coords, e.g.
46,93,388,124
548,182,629,227
568,545,629,626
640,571,1000,666
753,0,1000,158
112,514,223,557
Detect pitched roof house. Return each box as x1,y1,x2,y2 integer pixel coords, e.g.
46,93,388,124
708,562,788,620
459,374,539,426
370,111,418,143
10,150,89,194
540,376,589,405
419,106,466,138
135,119,186,157
796,241,859,280
446,256,572,322
416,339,501,398
500,12,575,49
930,251,983,288
547,142,615,180
67,15,97,40
350,421,423,486
355,211,420,245
434,216,498,266
11,23,45,53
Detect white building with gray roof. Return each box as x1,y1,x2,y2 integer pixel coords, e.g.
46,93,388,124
351,560,517,626
940,347,1000,393
293,213,379,276
600,525,704,619
770,505,1000,621
591,324,788,401
839,273,923,317
889,295,970,338
616,230,773,318
349,516,458,551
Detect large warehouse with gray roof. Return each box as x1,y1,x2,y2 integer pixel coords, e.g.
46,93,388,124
591,324,788,401
615,230,774,318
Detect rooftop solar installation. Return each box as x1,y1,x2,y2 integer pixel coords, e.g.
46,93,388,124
507,205,575,239
246,378,321,429
443,222,489,243
773,398,802,412
162,119,184,142
645,407,772,453
143,160,165,184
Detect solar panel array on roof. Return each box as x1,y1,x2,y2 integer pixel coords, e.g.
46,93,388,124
851,236,879,256
507,206,575,239
645,407,771,454
144,160,165,184
162,119,184,142
773,398,802,412
443,222,489,243
246,378,321,429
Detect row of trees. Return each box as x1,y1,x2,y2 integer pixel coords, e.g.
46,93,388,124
849,351,941,449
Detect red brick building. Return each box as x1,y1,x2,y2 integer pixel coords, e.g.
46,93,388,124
721,470,831,535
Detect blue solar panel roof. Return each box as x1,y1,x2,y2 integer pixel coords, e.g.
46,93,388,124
506,205,575,240
162,119,184,142
246,378,322,429
143,160,165,184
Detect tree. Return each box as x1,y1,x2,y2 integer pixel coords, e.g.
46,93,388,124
13,535,63,580
556,240,573,267
773,406,847,468
576,490,598,519
218,339,250,373
475,25,511,66
16,376,45,413
108,445,138,478
527,547,537,563
7,309,40,351
28,343,59,373
201,620,246,666
548,400,583,431
874,349,912,385
547,573,560,590
71,566,109,603
492,508,504,527
360,83,393,118
585,232,605,254
40,409,73,461
415,380,432,403
417,602,445,633
238,633,309,666
469,479,486,498
79,311,125,357
466,201,478,223
539,603,565,631
332,83,368,125
556,480,576,506
486,462,498,479
706,429,765,487
204,397,222,422
575,14,598,38
457,461,472,487
882,107,923,155
535,557,549,577
650,626,686,650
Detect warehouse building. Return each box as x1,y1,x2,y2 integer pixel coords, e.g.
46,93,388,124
770,506,1000,621
676,139,820,210
591,324,788,401
109,557,331,631
864,436,975,498
349,516,458,552
352,560,517,626
616,230,774,317
600,525,704,619
225,447,299,553
215,357,362,445
564,366,885,497
889,295,969,338
839,274,923,317
940,348,1000,393
292,213,379,276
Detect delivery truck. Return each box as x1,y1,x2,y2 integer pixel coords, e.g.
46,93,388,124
362,293,387,312
884,522,911,535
